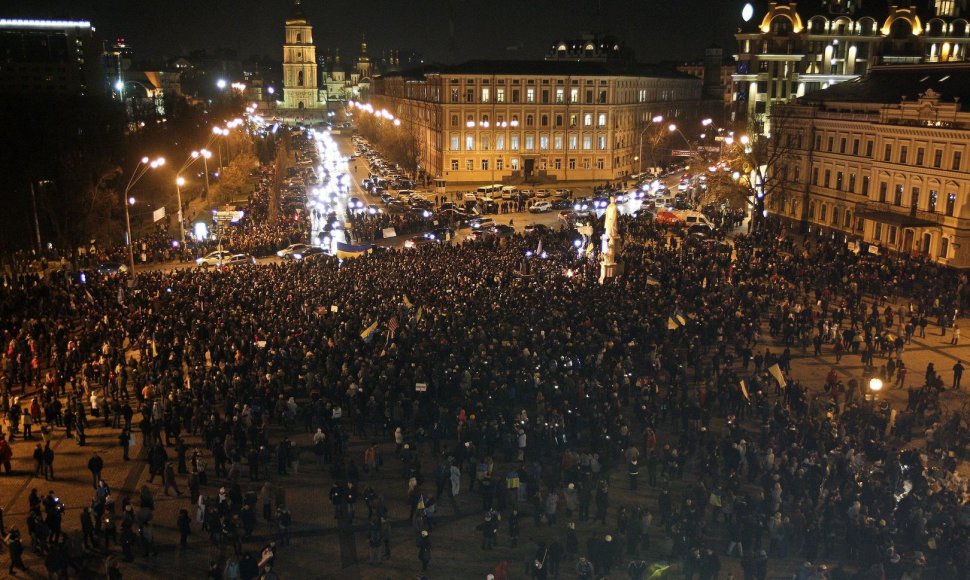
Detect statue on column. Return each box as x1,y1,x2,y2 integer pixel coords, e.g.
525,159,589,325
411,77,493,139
599,196,621,283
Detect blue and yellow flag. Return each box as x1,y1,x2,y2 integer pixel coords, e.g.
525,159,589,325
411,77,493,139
361,320,379,342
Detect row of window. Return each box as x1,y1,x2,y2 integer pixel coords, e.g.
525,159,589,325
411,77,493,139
814,133,964,171
452,86,609,105
809,165,960,215
449,133,608,152
448,157,607,171
450,112,608,128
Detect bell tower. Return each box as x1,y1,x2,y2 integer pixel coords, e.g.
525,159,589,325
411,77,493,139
282,0,320,109
357,34,372,78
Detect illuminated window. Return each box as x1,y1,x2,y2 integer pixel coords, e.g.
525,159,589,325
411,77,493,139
554,134,563,150
525,135,535,150
511,158,519,170
481,88,490,103
526,88,535,103
583,113,592,126
465,135,474,150
450,134,460,151
582,135,592,150
496,135,505,151
555,88,564,103
511,135,520,150
540,135,549,150
496,88,505,103
947,192,957,216
597,113,607,127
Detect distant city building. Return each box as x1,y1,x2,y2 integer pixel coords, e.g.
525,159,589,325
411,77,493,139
0,18,106,97
370,60,706,184
104,36,133,96
768,63,970,267
676,46,737,111
544,33,636,63
733,0,970,134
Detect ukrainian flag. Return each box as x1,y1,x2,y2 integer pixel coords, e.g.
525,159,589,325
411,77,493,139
645,275,661,286
360,320,379,342
336,241,373,259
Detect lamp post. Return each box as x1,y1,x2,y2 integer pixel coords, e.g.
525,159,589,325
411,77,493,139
192,149,213,198
637,115,664,176
175,176,186,248
123,156,165,273
668,123,693,157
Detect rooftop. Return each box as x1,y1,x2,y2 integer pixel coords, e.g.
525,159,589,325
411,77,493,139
378,59,697,81
800,63,970,105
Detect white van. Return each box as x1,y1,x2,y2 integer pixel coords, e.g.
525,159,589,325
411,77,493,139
476,184,502,196
463,192,478,202
672,210,715,229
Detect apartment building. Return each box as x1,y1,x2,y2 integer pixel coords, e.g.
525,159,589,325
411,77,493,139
768,63,970,267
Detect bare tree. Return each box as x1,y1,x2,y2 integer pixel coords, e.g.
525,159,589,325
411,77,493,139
694,106,805,225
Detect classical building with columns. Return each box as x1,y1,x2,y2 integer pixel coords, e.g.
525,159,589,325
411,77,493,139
282,0,323,109
369,60,708,184
733,0,970,134
767,63,970,267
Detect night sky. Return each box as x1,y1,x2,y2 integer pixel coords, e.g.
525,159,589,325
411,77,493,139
5,0,742,64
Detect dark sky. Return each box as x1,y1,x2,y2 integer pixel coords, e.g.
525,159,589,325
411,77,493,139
6,0,743,64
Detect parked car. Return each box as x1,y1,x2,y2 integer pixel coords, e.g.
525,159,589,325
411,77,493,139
284,246,327,260
277,243,312,258
529,201,552,213
196,250,233,267
524,223,550,235
404,235,440,249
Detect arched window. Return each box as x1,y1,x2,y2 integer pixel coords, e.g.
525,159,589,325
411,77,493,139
890,18,914,39
298,70,304,86
296,32,302,43
941,237,950,258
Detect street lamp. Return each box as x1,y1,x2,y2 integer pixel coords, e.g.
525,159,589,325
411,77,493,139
123,156,165,273
216,79,227,90
175,176,187,249
192,149,213,197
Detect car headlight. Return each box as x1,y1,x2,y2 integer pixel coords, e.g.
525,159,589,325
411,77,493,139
293,253,303,260
196,258,204,264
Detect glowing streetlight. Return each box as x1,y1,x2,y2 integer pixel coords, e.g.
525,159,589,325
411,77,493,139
122,156,164,273
668,123,678,133
869,377,883,392
174,176,187,248
701,118,713,127
652,115,664,123
393,119,401,126
740,135,751,145
216,78,227,90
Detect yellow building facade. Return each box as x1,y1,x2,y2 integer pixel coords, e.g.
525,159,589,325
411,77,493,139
369,60,707,184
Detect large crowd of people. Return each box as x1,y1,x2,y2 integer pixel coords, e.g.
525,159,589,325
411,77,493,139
0,191,968,579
